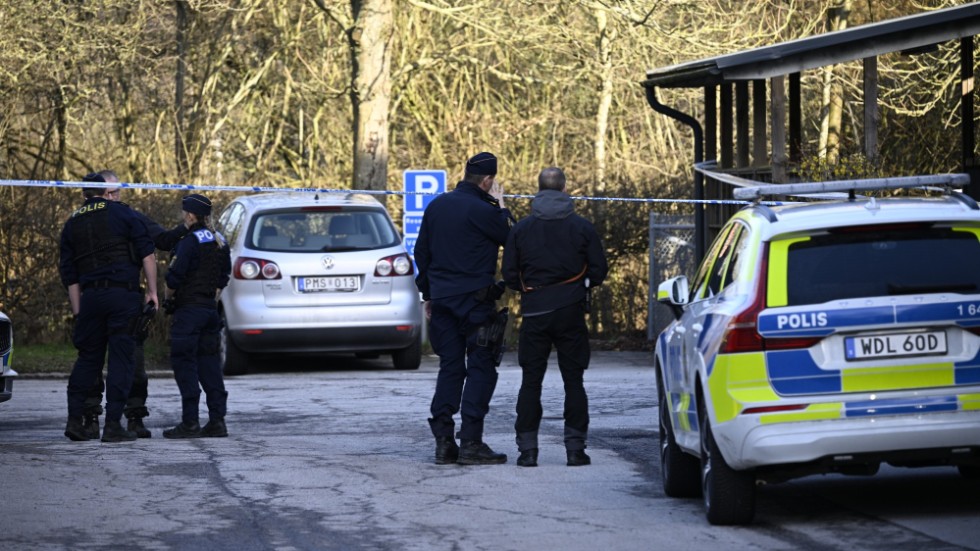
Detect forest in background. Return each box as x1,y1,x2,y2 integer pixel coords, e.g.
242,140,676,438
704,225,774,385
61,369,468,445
0,0,972,346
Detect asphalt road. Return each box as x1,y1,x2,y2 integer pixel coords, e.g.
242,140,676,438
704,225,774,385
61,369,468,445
0,351,977,551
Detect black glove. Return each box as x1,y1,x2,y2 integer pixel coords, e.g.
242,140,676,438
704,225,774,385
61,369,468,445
129,302,157,340
162,297,176,315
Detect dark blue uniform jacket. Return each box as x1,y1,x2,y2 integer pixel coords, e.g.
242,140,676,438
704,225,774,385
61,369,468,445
166,227,232,299
414,181,512,301
502,189,608,316
59,197,155,288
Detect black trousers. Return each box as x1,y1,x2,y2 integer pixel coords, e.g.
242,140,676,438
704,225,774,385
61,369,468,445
85,340,149,419
514,302,590,452
428,293,498,442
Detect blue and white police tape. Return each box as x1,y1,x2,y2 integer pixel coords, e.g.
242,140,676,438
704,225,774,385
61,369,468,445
0,177,765,206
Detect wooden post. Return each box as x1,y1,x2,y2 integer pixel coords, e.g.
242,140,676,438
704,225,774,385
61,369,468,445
705,85,717,162
721,83,734,169
752,79,767,168
736,81,750,168
789,73,802,164
863,57,879,164
771,75,787,183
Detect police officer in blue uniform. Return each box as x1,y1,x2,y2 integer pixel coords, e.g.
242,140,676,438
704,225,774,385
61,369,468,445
82,170,189,439
162,194,232,439
59,173,159,442
414,152,513,465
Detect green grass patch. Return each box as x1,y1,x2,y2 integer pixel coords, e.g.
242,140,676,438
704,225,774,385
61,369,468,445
12,341,171,374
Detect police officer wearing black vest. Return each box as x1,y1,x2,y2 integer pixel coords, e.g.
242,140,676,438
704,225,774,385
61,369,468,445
414,151,513,465
59,173,159,442
82,170,190,439
502,167,608,467
162,194,232,439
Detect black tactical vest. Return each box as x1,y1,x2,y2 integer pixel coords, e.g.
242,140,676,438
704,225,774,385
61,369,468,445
68,200,135,274
176,228,227,307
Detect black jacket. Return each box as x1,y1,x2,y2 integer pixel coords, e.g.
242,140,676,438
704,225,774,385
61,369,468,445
502,189,608,315
414,181,512,300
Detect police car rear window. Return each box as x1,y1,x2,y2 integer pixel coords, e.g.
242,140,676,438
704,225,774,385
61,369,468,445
784,226,980,306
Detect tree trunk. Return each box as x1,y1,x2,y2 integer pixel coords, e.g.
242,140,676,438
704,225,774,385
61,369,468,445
594,7,613,197
349,0,392,194
175,0,190,182
818,0,850,164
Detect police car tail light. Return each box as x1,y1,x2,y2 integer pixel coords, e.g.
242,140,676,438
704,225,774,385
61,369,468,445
234,257,282,280
741,404,808,415
720,245,769,354
375,253,414,277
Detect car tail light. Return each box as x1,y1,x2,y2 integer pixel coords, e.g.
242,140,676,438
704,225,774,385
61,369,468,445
375,253,414,277
720,243,823,354
234,257,282,280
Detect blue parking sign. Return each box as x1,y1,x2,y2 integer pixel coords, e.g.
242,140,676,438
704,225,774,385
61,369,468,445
403,170,446,216
403,170,446,260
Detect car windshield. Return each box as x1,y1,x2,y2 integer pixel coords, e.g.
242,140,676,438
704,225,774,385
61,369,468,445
784,225,980,306
248,208,401,252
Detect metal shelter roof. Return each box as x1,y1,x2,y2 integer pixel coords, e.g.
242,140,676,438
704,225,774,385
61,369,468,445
643,2,980,89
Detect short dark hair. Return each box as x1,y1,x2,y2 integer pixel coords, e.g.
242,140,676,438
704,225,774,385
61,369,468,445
538,167,566,191
81,172,106,198
463,172,491,185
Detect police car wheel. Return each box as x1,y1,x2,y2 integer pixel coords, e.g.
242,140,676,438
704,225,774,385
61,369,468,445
392,336,421,370
658,373,701,498
698,390,755,526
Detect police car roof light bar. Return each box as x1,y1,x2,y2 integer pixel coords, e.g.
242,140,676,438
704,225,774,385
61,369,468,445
731,173,971,201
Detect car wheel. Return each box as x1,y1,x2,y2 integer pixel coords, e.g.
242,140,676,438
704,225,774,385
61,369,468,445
392,336,421,370
659,377,701,498
958,464,980,479
698,390,755,525
220,311,249,376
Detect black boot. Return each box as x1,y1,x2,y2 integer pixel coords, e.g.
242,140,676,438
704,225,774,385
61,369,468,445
101,420,138,443
64,416,90,441
434,436,459,465
83,415,100,440
517,448,538,467
566,449,591,466
127,417,152,438
458,440,507,465
200,419,228,438
163,421,201,439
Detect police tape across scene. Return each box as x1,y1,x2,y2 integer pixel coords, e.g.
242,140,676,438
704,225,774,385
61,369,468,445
0,178,762,206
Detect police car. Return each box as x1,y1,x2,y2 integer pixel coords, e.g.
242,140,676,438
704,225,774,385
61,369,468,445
655,179,980,525
0,311,14,403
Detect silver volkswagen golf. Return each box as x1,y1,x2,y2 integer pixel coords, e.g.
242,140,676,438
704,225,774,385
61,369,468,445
215,192,423,375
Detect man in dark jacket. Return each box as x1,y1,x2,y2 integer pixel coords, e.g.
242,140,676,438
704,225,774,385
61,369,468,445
415,151,513,465
502,167,608,467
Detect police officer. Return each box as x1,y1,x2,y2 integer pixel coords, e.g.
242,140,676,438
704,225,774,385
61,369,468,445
59,173,159,442
502,167,608,467
162,194,232,439
414,151,513,465
82,170,189,439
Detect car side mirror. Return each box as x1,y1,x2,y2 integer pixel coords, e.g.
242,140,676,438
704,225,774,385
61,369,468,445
657,276,689,319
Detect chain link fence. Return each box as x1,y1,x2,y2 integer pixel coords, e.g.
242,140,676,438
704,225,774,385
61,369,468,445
647,213,696,341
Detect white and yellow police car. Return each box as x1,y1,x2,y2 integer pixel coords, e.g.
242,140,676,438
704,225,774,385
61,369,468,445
655,179,980,525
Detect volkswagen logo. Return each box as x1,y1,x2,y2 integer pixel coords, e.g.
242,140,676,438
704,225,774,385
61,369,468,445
321,255,335,270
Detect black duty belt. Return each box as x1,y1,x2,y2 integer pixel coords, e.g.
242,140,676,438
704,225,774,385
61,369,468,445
82,280,142,292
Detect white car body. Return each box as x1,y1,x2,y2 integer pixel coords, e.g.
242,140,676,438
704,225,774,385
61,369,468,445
215,193,423,375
